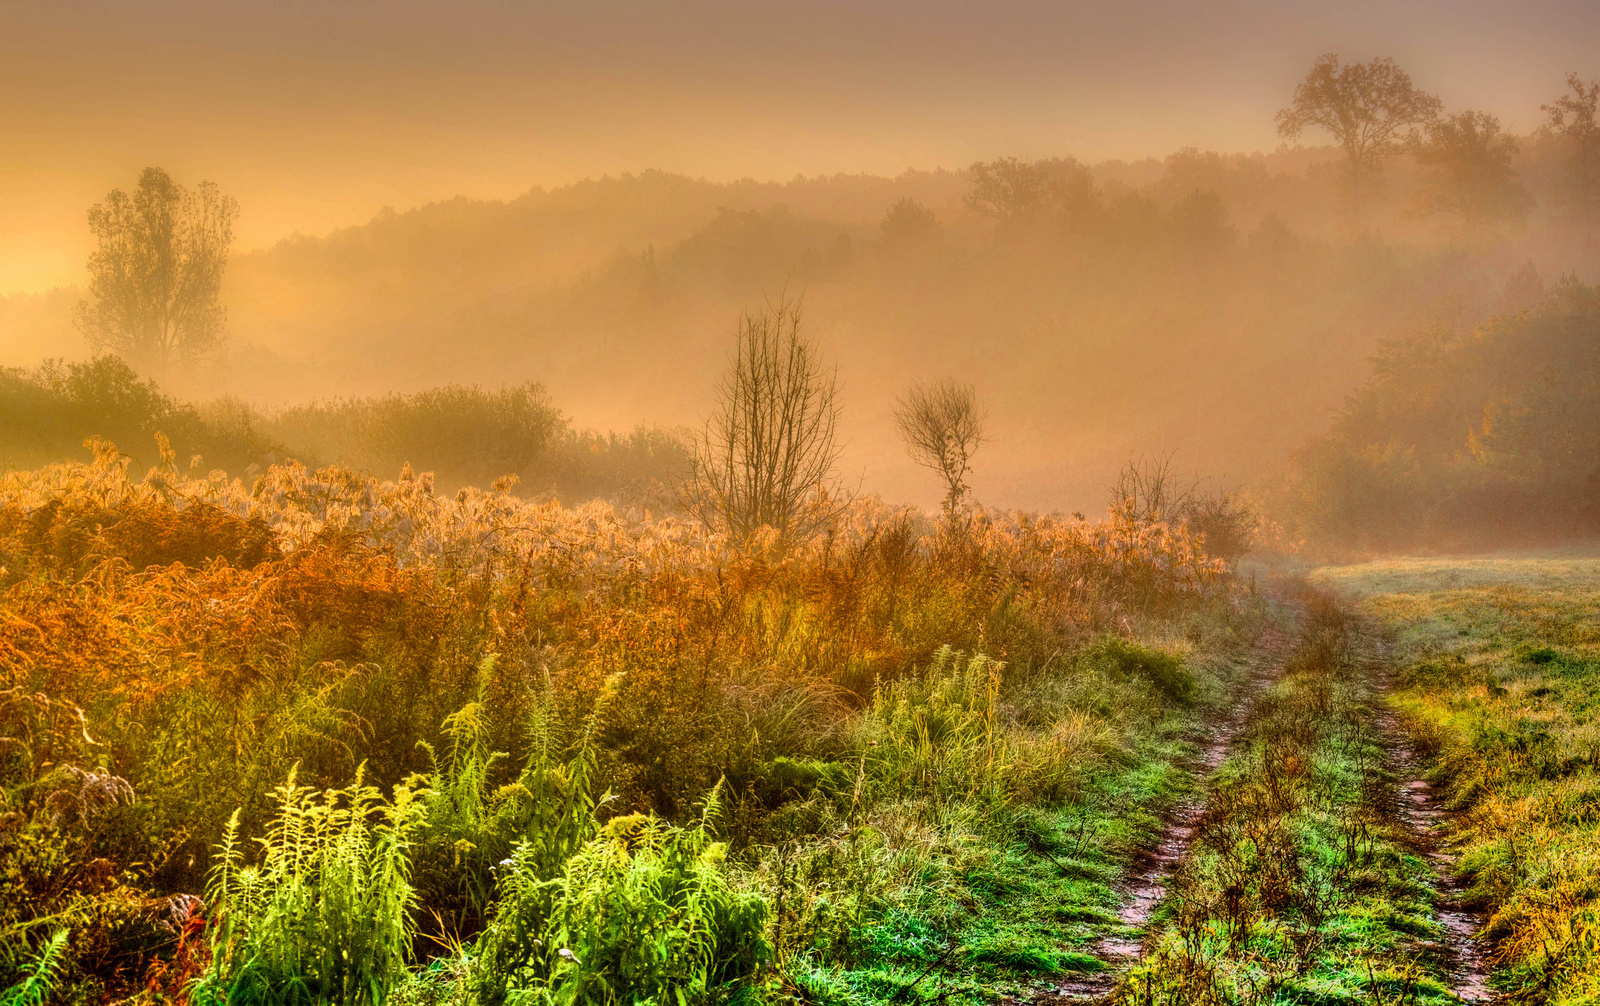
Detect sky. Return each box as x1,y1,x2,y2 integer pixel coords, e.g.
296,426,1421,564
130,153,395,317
3,0,1598,294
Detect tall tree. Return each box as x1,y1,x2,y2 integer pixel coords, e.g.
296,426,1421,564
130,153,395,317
1276,54,1441,225
74,167,239,374
1407,111,1532,235
879,197,942,246
1542,72,1600,219
684,296,845,544
894,379,985,516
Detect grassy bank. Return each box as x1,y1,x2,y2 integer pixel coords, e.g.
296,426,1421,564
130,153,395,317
0,445,1254,1005
1313,552,1600,1005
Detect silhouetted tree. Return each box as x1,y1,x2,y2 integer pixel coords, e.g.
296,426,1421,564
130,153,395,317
1276,54,1441,224
1542,72,1600,218
964,157,1053,223
894,379,985,516
1170,189,1238,259
74,167,239,374
685,297,845,543
1408,111,1531,235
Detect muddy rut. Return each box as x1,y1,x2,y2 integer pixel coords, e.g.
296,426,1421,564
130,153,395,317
1380,713,1495,1002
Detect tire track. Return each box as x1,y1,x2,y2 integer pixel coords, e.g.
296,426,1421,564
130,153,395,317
1010,601,1499,1006
1022,627,1292,1004
1381,712,1496,1003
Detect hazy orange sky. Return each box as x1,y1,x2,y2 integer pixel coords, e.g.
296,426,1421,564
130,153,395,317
4,0,1597,295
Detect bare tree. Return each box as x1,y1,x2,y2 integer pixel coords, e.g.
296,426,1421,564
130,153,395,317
1276,54,1441,224
894,379,985,516
1108,453,1193,526
1542,72,1600,218
685,296,845,543
74,167,239,375
1407,111,1532,236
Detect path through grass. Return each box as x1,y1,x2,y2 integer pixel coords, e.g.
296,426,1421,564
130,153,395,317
1311,551,1600,1005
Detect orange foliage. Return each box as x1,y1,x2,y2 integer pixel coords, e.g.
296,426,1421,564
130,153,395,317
0,444,1230,824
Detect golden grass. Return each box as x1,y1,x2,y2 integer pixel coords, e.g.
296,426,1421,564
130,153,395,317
1308,546,1600,600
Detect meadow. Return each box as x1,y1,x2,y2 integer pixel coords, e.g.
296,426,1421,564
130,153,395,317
0,439,1263,1006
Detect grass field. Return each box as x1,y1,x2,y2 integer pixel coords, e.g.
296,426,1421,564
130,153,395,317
1312,548,1600,1005
12,443,1599,1006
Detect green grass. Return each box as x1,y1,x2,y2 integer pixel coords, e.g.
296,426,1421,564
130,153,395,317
747,621,1265,1006
1311,551,1600,1006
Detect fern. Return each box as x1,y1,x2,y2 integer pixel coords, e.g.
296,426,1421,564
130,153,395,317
0,930,69,1006
413,660,619,939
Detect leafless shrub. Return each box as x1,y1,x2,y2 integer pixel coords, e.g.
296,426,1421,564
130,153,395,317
1109,453,1194,526
684,296,847,545
1109,453,1259,560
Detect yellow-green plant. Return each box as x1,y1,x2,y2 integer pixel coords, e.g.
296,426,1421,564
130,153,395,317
472,787,770,1006
414,666,617,939
867,647,1005,805
0,930,68,1006
195,765,427,1006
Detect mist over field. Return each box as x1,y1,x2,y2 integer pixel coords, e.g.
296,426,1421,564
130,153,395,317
4,0,1599,518
6,143,1596,514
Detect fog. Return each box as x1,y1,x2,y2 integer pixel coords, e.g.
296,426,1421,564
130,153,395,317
3,2,1600,521
5,0,1598,290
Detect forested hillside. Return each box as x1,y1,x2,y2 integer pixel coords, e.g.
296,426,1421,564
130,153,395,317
1278,280,1600,553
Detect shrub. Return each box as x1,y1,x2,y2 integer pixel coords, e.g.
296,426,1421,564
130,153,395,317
0,357,282,476
264,383,564,494
412,669,614,945
1273,282,1600,553
471,792,770,1006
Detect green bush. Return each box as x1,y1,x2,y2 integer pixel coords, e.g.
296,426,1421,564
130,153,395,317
471,793,770,1006
264,384,563,494
412,668,612,943
0,356,281,474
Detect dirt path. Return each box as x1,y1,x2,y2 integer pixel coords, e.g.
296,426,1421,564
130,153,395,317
1033,629,1292,1003
1379,710,1496,1003
1010,611,1497,1006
